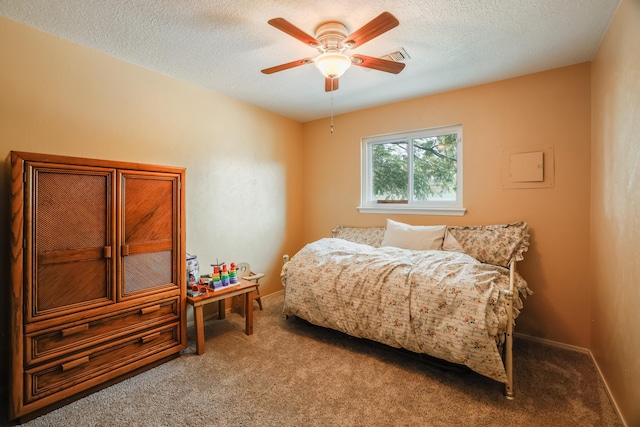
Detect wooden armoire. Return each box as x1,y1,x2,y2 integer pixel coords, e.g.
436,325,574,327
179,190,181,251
8,151,186,420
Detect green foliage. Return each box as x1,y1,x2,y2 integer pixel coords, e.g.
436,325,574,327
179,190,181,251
372,133,457,201
372,142,408,199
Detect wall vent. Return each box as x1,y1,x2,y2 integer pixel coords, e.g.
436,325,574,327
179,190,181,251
381,47,411,62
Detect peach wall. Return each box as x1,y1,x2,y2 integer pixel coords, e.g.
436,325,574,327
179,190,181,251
591,0,640,425
302,64,592,348
0,16,305,291
0,16,304,409
1,7,633,423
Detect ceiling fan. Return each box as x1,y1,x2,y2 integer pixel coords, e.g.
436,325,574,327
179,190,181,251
261,12,405,92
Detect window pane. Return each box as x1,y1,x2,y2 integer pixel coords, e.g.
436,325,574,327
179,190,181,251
412,134,457,201
372,142,408,201
361,125,463,214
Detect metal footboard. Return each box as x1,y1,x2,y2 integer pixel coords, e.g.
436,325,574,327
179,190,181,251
503,260,516,399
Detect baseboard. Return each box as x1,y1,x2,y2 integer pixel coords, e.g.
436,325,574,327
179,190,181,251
589,351,628,427
514,332,590,353
514,332,626,426
260,289,284,299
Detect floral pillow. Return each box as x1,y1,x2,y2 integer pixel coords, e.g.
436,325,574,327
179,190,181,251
446,222,530,267
331,225,385,247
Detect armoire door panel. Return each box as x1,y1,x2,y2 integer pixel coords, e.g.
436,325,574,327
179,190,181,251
35,171,108,251
119,172,180,298
36,261,110,312
122,175,174,244
26,165,116,322
123,251,173,294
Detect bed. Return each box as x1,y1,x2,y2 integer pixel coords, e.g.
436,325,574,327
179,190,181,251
280,219,532,398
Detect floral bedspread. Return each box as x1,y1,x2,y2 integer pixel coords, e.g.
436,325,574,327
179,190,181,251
281,238,531,383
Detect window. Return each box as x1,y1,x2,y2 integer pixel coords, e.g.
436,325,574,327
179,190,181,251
359,125,465,215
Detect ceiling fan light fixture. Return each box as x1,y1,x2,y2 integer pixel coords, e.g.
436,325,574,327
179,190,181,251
315,52,351,79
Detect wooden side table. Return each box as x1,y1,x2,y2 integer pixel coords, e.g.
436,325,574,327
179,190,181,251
186,278,260,355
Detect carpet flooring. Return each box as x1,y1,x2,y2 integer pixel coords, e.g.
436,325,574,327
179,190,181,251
15,292,623,426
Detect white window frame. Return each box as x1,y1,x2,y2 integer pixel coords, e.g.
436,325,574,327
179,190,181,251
358,125,466,216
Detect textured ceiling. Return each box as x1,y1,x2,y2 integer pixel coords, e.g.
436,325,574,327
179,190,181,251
0,0,620,122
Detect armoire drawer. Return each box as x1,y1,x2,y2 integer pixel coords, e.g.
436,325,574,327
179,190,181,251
26,297,180,366
24,322,180,404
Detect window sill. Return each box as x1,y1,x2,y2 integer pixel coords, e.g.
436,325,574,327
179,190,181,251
357,206,467,216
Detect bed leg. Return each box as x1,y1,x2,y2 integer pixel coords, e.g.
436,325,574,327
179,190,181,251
504,305,514,400
503,262,516,399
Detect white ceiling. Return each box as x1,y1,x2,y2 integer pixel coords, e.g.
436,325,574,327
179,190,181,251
0,0,620,123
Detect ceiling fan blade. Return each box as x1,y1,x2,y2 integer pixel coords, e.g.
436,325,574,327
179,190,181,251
261,58,313,74
268,18,320,47
325,77,339,92
352,54,405,74
346,12,399,48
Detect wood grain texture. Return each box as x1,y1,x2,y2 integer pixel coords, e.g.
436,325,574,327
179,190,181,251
9,152,186,420
267,18,319,47
9,152,26,420
346,12,399,48
351,54,406,74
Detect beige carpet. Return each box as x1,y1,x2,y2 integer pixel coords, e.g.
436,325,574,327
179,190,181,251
17,292,622,427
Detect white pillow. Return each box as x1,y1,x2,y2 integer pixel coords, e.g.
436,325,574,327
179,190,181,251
442,229,466,253
381,219,446,250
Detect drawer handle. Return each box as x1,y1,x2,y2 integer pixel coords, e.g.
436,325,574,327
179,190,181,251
61,323,89,337
62,356,90,371
140,305,160,315
141,332,161,344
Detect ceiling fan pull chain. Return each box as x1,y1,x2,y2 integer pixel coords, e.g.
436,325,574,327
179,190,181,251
330,78,335,134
